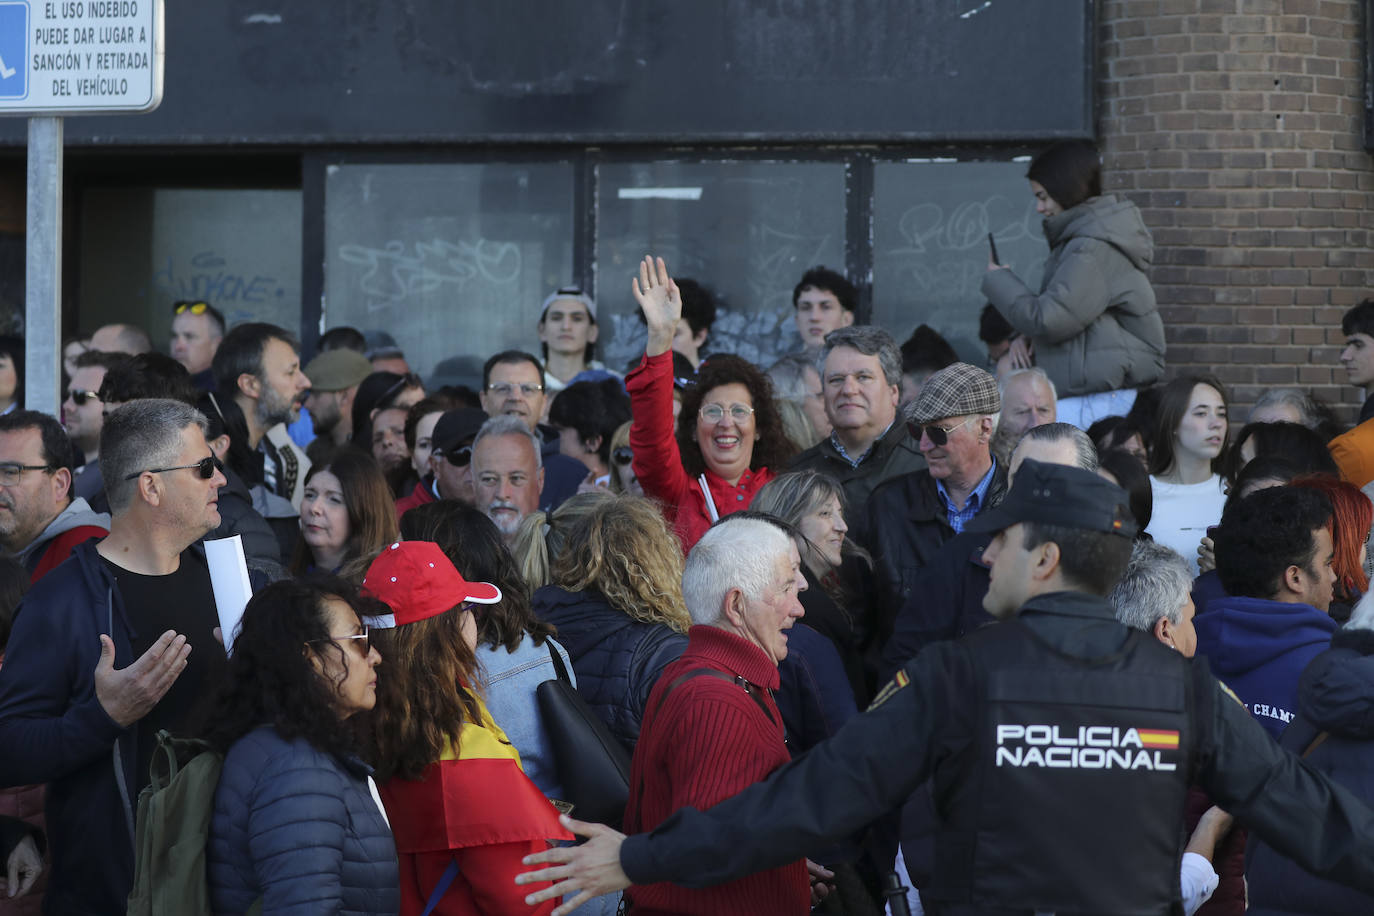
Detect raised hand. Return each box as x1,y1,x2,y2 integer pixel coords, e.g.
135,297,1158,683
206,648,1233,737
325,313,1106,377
631,255,681,357
94,630,191,728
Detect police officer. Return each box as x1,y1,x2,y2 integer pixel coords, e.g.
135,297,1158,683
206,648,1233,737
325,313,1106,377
516,460,1374,916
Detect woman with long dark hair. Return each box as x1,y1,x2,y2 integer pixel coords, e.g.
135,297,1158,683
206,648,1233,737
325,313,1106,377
628,255,795,551
1146,375,1229,575
290,449,400,574
206,577,397,915
982,140,1165,427
362,542,569,915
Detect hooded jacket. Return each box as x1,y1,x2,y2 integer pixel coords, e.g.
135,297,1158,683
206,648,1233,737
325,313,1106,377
1194,594,1336,741
981,194,1165,397
1246,626,1374,914
11,496,109,583
531,586,687,753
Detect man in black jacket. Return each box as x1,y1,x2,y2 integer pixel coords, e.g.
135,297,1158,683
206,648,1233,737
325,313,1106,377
516,462,1374,916
864,362,1006,647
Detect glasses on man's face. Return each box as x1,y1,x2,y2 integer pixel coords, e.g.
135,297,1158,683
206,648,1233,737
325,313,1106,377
908,417,976,447
612,446,634,466
699,403,754,424
486,381,544,399
123,455,218,482
67,389,100,407
173,301,210,316
440,445,473,468
0,464,54,487
309,625,370,656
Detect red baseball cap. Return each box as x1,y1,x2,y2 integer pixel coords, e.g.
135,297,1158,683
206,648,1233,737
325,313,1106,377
362,541,502,627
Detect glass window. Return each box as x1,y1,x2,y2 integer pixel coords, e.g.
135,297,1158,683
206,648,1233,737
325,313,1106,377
596,160,846,371
79,188,303,345
871,160,1047,362
324,162,574,388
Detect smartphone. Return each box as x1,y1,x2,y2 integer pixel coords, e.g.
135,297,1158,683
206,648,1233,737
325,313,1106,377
987,232,1000,265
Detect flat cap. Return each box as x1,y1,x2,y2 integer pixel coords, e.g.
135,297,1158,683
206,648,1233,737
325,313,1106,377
907,362,1001,426
303,349,373,392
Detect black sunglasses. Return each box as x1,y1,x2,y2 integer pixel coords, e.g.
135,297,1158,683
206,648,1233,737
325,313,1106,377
124,455,218,482
612,446,634,466
68,388,100,406
907,418,975,448
440,445,473,468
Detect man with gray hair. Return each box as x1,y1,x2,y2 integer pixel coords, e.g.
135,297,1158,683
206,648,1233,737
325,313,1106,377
1110,540,1198,657
789,326,925,537
472,413,544,541
991,367,1057,467
623,515,814,915
0,399,229,913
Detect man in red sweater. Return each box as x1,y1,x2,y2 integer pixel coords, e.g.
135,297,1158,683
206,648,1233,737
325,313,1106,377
623,515,816,915
0,411,109,582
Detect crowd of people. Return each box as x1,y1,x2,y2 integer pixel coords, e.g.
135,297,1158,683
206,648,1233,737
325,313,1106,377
0,140,1373,915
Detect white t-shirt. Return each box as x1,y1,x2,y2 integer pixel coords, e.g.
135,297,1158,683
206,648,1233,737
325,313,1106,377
1147,474,1228,575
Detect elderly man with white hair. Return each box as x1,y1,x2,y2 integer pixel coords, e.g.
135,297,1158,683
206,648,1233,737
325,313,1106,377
620,515,821,916
991,367,1057,466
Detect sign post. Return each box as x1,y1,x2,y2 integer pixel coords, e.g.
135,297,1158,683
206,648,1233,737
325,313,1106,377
0,0,163,415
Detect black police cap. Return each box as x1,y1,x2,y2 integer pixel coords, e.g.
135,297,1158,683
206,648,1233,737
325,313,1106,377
965,459,1138,539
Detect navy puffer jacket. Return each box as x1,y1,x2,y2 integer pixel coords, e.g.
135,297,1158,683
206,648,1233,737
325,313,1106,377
208,726,399,916
531,586,687,753
1246,626,1374,915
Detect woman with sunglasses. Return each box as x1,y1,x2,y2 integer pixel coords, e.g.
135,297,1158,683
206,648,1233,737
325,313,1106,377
206,577,397,916
628,256,795,551
350,372,425,456
606,422,642,497
290,449,399,574
363,542,571,916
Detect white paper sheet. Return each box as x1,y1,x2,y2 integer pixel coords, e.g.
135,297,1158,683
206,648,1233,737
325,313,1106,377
204,535,253,654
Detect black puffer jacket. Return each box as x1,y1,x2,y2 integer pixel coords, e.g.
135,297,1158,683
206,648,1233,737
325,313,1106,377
531,586,687,753
1246,625,1374,915
863,463,1008,648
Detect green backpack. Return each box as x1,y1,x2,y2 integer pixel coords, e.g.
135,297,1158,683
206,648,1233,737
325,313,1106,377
126,730,261,916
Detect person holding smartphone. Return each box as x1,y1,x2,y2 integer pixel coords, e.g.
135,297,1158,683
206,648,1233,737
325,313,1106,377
983,140,1165,428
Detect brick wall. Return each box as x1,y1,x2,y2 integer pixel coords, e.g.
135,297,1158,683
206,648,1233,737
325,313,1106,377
1099,0,1374,422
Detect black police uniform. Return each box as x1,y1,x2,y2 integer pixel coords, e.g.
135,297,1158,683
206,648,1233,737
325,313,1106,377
617,463,1374,915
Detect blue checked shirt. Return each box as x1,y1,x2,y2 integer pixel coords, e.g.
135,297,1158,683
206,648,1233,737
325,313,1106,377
830,421,896,469
935,458,998,534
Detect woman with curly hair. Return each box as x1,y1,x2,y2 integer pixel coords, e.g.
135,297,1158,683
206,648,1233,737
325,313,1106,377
290,448,400,574
627,256,796,550
398,499,574,801
519,493,689,752
362,542,570,916
205,577,397,915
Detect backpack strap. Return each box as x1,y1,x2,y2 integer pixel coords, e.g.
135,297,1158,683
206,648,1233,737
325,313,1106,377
420,858,461,916
1301,730,1331,759
650,668,776,727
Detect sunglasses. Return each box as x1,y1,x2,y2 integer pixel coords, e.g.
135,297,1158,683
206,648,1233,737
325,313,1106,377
612,446,634,466
173,301,210,316
123,455,218,482
907,417,976,447
68,388,100,406
440,445,473,468
379,373,423,407
309,625,371,655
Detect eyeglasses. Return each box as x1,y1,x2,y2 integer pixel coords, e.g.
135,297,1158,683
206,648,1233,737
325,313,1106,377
173,301,210,315
440,445,473,468
123,455,218,482
309,625,370,655
612,446,634,466
486,382,544,398
908,417,976,447
67,389,101,406
0,464,54,486
699,403,754,423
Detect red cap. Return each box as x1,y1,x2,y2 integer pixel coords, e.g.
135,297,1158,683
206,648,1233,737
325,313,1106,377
362,541,502,627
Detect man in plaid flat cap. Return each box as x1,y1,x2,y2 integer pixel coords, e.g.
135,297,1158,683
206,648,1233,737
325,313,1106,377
863,362,1008,644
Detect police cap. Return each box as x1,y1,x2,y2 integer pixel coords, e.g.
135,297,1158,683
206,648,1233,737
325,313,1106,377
966,459,1137,539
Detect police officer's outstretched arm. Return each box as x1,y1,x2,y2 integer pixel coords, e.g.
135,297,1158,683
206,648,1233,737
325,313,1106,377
519,647,956,910
1196,673,1374,893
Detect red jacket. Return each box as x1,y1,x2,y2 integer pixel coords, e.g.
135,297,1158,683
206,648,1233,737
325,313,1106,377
395,476,437,522
626,352,773,552
625,626,809,916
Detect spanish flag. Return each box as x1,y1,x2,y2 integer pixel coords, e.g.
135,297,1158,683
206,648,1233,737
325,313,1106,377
1137,728,1180,749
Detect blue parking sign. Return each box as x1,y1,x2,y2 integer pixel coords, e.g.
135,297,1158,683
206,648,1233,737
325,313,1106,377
0,2,26,100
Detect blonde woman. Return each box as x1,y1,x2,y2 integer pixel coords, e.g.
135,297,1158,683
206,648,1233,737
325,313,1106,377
524,494,689,752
